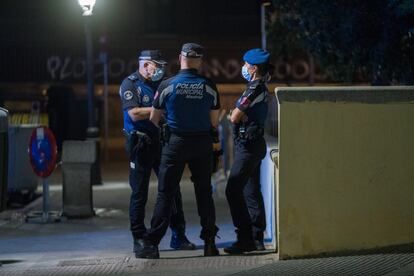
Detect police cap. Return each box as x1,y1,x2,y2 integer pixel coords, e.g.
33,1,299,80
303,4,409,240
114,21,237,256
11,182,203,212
243,48,270,65
181,43,204,58
139,50,167,65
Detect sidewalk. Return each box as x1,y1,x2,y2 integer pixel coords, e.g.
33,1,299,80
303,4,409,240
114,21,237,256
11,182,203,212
0,162,276,275
1,162,414,275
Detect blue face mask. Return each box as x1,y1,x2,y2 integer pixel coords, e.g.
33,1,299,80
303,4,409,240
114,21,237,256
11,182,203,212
241,65,252,82
151,67,165,82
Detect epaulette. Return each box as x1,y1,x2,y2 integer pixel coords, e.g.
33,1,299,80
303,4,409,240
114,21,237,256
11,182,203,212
249,79,266,90
127,74,138,81
248,83,259,90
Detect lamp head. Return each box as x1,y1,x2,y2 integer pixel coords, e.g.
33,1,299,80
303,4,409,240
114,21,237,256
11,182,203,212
78,0,96,16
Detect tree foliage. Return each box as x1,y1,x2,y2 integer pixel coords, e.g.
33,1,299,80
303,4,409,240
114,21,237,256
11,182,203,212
269,0,414,84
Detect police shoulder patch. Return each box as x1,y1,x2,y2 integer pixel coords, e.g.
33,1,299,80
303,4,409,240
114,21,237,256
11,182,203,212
123,90,134,101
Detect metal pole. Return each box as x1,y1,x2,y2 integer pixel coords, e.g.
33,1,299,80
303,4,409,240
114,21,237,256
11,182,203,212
261,3,267,50
84,16,95,130
103,53,109,162
42,178,50,222
84,15,102,185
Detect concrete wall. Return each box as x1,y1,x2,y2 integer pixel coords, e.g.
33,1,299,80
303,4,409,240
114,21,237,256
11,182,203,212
275,86,414,259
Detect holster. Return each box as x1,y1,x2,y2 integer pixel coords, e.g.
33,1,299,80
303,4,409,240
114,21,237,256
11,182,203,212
159,123,171,146
124,129,152,156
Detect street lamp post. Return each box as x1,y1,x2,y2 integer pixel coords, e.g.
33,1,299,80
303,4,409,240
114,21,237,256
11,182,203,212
78,0,102,185
78,0,97,136
260,0,272,50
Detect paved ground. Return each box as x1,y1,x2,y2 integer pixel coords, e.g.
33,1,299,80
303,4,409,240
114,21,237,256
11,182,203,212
1,162,414,275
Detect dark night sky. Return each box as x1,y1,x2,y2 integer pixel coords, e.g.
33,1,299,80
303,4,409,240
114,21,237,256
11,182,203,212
0,0,261,47
0,0,262,83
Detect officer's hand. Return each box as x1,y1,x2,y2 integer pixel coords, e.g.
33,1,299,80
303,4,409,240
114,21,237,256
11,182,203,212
213,142,221,152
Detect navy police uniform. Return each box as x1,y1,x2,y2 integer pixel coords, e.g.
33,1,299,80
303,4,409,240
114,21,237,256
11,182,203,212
144,44,220,251
119,50,187,247
225,48,269,253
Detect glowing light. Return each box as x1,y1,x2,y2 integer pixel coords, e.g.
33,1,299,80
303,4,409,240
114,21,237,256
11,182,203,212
78,0,96,16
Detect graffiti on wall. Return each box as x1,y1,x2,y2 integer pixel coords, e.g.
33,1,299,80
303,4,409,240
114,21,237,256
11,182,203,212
46,56,327,83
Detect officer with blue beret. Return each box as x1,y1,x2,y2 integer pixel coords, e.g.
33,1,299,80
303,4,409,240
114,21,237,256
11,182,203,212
119,49,195,258
224,48,272,254
136,43,221,259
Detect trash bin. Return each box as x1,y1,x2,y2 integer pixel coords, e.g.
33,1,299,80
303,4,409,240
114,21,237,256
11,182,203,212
0,108,8,211
62,140,96,218
7,124,40,204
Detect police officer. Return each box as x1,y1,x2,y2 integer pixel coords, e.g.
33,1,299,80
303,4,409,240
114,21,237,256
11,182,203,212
119,50,195,258
136,43,221,259
224,48,271,254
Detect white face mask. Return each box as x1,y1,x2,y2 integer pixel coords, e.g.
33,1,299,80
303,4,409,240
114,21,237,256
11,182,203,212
151,67,165,81
241,65,252,82
147,64,165,82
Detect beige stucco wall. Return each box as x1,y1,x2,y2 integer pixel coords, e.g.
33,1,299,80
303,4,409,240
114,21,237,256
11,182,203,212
276,87,414,259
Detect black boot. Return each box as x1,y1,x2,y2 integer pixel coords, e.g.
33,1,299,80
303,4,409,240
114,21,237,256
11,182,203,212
133,237,144,253
135,239,159,259
170,229,196,250
224,230,256,255
204,237,219,257
254,232,265,251
254,240,265,251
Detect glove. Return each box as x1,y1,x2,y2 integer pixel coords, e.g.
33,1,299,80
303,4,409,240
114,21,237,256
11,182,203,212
211,127,220,143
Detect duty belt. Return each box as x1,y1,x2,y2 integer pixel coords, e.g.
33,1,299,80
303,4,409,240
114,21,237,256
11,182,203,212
237,124,264,141
170,130,210,137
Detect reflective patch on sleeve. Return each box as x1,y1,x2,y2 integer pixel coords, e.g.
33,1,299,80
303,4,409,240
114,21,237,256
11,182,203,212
130,162,135,169
205,85,218,106
124,90,133,101
159,84,174,106
240,96,251,108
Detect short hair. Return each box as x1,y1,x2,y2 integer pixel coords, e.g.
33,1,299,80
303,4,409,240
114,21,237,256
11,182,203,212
256,63,275,76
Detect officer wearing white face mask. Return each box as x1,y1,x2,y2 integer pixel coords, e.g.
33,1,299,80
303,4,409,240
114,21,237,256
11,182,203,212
119,50,195,258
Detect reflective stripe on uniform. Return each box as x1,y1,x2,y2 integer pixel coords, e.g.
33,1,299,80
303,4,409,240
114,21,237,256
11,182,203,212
159,84,174,107
205,85,218,106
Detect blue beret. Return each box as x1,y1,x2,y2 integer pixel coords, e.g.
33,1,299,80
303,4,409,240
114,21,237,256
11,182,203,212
243,48,270,65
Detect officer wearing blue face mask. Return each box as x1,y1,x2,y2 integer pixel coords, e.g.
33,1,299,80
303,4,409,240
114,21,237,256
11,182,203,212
224,48,272,255
119,50,195,258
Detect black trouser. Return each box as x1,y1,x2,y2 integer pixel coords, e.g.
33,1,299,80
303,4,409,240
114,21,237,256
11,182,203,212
226,136,267,241
128,138,186,239
145,133,219,245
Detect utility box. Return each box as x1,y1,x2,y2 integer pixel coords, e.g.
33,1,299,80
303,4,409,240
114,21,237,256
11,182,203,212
7,125,39,195
61,140,96,218
0,108,8,211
